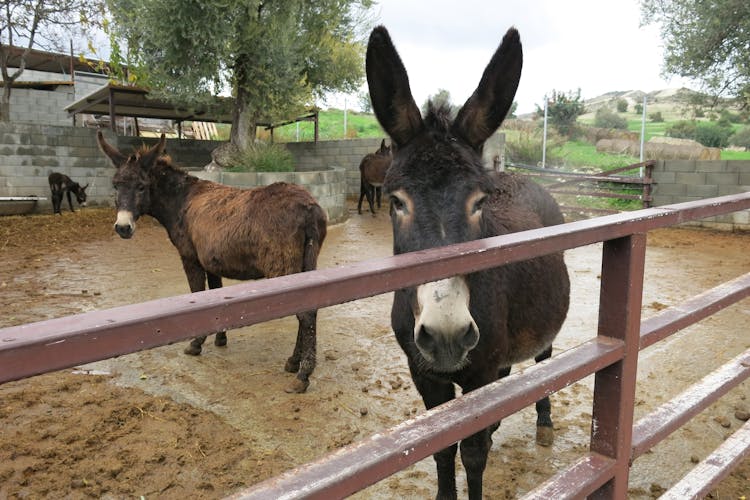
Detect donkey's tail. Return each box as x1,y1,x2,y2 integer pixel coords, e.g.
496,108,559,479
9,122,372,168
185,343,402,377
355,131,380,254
302,204,327,272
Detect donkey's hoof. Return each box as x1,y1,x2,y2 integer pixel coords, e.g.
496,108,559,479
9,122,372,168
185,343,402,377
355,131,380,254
183,344,202,356
284,358,300,373
214,333,227,347
536,425,554,447
284,378,309,394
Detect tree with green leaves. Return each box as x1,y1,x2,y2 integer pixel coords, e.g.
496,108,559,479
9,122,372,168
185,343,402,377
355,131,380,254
107,0,373,152
536,89,585,137
641,0,750,108
0,0,105,121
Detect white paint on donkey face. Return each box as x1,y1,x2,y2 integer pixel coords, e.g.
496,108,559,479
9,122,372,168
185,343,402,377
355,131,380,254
414,276,479,372
114,210,135,239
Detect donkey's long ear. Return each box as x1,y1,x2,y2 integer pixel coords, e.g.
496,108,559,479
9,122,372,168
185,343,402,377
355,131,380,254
366,26,424,147
452,28,522,150
140,134,167,168
97,130,127,167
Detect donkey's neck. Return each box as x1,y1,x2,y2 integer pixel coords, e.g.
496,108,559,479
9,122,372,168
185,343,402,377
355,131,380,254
146,166,195,235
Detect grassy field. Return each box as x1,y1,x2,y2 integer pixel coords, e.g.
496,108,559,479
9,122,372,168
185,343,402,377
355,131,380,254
247,108,750,162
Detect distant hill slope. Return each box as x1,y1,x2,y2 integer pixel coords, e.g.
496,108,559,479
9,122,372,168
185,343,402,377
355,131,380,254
519,88,740,122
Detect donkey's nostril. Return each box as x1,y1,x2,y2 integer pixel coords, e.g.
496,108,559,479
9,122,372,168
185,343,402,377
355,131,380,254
114,224,133,239
461,324,479,350
415,325,437,356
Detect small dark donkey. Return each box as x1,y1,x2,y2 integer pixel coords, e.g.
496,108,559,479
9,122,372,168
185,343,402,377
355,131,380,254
97,132,327,393
367,26,570,499
357,138,392,215
48,172,88,214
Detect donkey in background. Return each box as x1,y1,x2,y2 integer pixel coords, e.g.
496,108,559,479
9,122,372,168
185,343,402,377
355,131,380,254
367,25,570,499
48,172,88,214
357,139,392,215
97,132,327,394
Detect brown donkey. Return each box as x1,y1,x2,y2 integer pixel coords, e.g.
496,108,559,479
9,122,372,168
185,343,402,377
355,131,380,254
357,138,392,215
97,132,327,393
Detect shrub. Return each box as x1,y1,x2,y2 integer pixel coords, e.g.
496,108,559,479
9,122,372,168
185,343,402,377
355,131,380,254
719,108,742,124
730,126,750,150
535,89,585,137
649,111,664,122
694,122,733,148
666,120,698,139
504,128,565,165
634,103,643,115
225,142,294,172
594,107,628,129
694,108,705,118
616,99,628,113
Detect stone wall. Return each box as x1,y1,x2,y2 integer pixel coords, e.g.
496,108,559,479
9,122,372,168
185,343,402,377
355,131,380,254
286,137,387,196
653,159,750,230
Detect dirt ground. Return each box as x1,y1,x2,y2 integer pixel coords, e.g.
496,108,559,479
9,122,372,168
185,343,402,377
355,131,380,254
0,202,748,499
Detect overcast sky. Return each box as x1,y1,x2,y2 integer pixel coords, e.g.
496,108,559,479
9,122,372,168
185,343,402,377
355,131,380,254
344,0,693,114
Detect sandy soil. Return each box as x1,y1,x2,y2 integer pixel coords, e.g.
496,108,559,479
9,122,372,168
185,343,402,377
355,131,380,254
0,203,748,499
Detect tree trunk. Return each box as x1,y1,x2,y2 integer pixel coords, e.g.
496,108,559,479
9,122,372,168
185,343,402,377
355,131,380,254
0,81,12,122
230,85,257,151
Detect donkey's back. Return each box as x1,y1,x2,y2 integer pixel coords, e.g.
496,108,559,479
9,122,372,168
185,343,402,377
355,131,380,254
184,181,327,280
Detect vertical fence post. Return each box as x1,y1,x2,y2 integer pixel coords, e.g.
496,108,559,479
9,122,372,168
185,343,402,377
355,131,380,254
589,234,647,499
643,162,654,209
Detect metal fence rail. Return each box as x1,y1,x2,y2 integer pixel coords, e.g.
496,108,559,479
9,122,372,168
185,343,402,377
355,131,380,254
508,160,655,215
1,192,749,499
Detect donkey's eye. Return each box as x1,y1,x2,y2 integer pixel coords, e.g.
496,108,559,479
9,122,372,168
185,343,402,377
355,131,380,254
472,195,488,214
390,195,406,214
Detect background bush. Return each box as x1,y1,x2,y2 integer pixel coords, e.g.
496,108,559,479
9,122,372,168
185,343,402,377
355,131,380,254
730,126,750,150
594,107,628,129
505,128,566,165
666,120,733,147
225,142,294,172
694,122,733,148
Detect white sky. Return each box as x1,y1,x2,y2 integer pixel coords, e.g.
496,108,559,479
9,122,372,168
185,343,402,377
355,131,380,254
333,0,694,114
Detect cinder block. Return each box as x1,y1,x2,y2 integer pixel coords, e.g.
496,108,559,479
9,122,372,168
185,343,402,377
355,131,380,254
675,172,706,185
653,183,686,196
686,184,718,198
695,161,727,173
663,160,697,172
705,172,739,186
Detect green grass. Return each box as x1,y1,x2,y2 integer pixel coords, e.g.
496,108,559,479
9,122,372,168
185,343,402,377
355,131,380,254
549,141,641,171
721,149,750,160
259,109,385,142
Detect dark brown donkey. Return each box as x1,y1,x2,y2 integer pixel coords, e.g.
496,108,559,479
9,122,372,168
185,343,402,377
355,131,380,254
48,172,88,214
97,132,327,393
367,26,570,499
357,138,392,215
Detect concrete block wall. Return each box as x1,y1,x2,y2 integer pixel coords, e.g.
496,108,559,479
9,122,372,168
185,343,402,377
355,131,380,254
653,159,750,230
8,86,74,126
286,137,387,196
0,123,114,210
0,123,349,222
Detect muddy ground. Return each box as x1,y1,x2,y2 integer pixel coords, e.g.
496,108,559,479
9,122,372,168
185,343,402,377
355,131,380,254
0,202,748,499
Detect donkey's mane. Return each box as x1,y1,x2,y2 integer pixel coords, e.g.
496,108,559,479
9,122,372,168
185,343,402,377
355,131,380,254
133,145,181,175
423,100,454,136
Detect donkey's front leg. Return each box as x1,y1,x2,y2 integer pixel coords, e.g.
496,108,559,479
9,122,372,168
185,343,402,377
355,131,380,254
411,368,458,500
182,260,208,356
460,428,493,500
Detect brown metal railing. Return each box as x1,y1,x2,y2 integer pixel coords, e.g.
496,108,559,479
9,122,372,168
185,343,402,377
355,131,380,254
1,192,749,499
508,160,655,215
